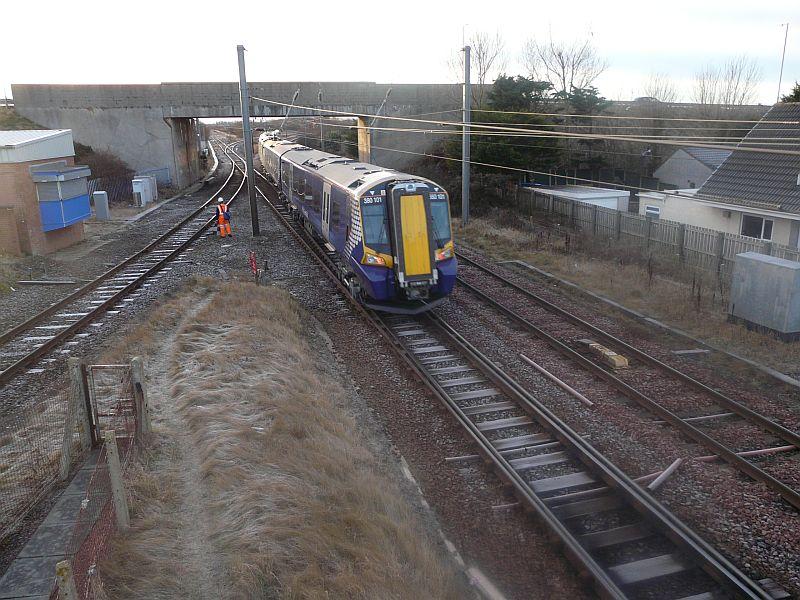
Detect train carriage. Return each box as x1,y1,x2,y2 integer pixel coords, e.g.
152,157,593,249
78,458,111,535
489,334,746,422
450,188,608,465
258,133,457,313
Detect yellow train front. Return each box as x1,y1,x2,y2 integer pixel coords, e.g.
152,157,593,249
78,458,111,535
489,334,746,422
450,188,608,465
259,135,457,314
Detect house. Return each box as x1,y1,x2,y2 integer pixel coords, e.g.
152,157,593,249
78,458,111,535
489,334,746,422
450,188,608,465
0,130,91,255
528,185,630,211
639,103,800,248
653,147,731,189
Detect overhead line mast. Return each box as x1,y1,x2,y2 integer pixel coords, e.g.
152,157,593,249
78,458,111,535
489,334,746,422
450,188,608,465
237,44,260,237
462,44,471,226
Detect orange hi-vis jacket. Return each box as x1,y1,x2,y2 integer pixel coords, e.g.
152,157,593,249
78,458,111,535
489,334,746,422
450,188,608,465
216,203,232,237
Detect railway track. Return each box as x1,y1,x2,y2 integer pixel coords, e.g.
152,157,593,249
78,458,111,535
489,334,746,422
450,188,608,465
0,140,245,393
228,148,780,599
454,251,800,513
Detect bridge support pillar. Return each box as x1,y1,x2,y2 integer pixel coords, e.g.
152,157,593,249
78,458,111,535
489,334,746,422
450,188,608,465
165,117,202,189
356,117,371,163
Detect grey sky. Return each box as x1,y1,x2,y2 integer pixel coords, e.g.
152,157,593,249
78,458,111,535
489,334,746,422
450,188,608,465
1,0,797,104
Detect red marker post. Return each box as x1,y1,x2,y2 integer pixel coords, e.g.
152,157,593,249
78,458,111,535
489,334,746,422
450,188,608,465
248,251,258,284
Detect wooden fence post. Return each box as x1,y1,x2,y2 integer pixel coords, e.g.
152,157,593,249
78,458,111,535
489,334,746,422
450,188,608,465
591,205,598,235
105,430,130,530
645,218,653,248
615,211,622,240
56,560,78,600
59,359,91,480
569,200,575,229
130,356,151,435
715,231,726,274
677,224,686,262
72,360,92,451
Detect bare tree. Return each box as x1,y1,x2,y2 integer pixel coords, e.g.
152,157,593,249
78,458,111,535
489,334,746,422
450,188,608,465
642,73,679,102
692,55,762,106
449,30,507,107
521,34,607,96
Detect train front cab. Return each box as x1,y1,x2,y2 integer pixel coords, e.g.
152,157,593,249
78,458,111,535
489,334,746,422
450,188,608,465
355,181,456,313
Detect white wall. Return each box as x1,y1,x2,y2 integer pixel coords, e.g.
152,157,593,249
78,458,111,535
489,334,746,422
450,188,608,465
653,149,714,189
638,192,799,247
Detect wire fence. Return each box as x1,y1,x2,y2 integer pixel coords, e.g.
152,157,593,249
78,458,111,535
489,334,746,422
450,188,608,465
0,387,72,541
53,365,139,600
0,359,143,600
87,177,133,205
515,187,800,284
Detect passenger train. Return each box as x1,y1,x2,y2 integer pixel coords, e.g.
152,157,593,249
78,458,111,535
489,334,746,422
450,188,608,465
258,133,457,313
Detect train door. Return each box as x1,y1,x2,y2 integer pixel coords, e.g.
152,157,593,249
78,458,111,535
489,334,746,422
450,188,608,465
387,183,435,284
322,182,332,239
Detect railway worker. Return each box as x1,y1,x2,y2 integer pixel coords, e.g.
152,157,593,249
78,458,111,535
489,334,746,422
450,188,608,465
216,197,232,238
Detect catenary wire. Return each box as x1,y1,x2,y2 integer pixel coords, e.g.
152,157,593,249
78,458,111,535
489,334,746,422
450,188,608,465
250,97,800,155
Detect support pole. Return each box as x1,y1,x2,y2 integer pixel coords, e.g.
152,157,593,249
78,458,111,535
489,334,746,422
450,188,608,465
105,430,130,530
56,560,79,600
356,117,372,163
777,23,790,103
462,44,471,226
237,44,260,237
131,357,151,436
318,88,324,151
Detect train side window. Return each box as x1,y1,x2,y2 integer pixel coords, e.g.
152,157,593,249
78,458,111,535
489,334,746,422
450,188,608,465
331,195,340,226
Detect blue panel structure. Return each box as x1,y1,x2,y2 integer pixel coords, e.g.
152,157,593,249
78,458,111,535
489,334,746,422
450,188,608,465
30,160,92,233
39,194,91,232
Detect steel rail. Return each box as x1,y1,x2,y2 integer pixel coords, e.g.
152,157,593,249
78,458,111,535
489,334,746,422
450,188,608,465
456,251,800,449
0,141,236,350
424,311,768,600
228,149,768,599
454,271,800,511
0,142,245,388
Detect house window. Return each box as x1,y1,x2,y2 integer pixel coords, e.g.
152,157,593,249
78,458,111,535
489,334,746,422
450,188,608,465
741,214,773,240
644,205,661,219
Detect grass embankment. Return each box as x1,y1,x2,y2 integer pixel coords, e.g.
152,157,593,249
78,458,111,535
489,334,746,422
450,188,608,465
100,278,466,599
0,260,15,293
456,212,800,374
0,107,40,130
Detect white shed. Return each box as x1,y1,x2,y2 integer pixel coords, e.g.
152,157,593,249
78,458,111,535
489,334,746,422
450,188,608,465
535,185,629,211
0,129,75,163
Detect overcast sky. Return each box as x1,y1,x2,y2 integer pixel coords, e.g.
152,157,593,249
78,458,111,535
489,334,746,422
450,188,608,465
1,0,797,104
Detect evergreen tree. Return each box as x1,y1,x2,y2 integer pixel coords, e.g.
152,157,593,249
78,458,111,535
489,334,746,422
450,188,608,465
781,82,800,103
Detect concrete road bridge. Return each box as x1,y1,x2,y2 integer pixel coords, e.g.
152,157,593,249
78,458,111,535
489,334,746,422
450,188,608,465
11,83,464,187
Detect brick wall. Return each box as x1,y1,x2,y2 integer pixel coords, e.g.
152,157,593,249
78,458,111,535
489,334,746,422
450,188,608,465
0,156,84,255
0,207,22,255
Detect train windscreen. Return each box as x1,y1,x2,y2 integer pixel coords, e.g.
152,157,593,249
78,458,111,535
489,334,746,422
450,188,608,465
430,199,452,247
361,202,391,254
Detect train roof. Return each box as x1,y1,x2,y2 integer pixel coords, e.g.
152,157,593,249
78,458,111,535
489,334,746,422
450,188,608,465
259,134,433,195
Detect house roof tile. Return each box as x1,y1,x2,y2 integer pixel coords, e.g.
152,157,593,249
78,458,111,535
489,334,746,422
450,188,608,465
697,103,800,213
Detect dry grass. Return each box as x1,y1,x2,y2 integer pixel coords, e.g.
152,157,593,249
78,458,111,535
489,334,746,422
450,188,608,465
456,212,800,373
100,279,466,599
0,107,41,130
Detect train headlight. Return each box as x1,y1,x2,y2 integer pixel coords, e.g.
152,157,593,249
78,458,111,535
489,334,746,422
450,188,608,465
365,254,386,266
436,246,453,261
